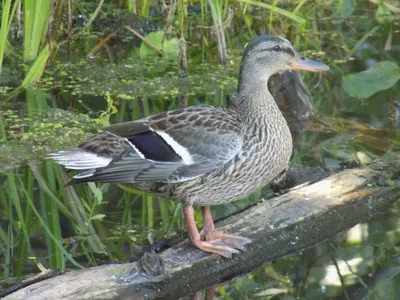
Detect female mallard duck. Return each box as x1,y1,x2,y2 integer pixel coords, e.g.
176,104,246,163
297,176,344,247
51,35,329,258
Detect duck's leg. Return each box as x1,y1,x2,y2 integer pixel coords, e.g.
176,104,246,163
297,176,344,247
192,285,216,300
184,205,241,258
201,206,252,250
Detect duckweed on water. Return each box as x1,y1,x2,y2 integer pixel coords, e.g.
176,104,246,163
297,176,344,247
0,109,101,172
39,58,238,100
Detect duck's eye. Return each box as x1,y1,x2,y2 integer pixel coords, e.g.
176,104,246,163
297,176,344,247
272,45,281,51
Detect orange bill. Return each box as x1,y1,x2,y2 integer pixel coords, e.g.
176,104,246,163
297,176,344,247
290,55,330,72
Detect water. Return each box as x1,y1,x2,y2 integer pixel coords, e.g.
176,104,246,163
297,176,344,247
0,1,399,299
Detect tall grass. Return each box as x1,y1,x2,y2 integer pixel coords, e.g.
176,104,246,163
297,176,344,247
0,0,19,75
237,0,306,27
208,0,228,64
0,0,53,96
125,0,137,14
122,0,153,17
23,0,51,62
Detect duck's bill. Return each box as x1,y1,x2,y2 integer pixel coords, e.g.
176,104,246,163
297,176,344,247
290,56,330,72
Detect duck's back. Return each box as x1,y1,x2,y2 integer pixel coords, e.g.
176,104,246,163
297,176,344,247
163,99,292,206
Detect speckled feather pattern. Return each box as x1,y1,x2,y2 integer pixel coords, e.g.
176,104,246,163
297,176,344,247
71,94,292,206
135,89,292,205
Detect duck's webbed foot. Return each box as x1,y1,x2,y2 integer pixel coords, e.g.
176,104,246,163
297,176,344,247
201,206,251,251
183,205,251,258
203,230,252,251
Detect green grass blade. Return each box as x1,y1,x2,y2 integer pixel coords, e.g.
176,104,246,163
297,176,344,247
165,203,181,236
147,195,154,229
125,0,137,13
140,0,152,17
59,170,107,257
0,0,13,75
44,161,64,270
58,170,107,254
22,44,50,88
30,163,74,220
7,173,32,276
158,199,171,233
32,0,51,58
23,0,33,61
4,225,12,278
17,175,84,269
23,0,51,61
236,0,306,26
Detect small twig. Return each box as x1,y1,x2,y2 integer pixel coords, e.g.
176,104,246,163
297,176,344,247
165,0,177,31
16,0,22,39
312,72,324,90
88,32,117,57
346,25,380,59
67,0,72,59
329,243,350,300
384,29,392,51
330,242,369,288
82,0,105,31
123,26,164,57
178,35,188,77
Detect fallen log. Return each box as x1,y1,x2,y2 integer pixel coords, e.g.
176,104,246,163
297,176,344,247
5,166,400,300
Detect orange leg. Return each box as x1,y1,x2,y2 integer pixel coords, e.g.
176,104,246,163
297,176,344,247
192,285,216,300
201,206,251,250
183,205,251,258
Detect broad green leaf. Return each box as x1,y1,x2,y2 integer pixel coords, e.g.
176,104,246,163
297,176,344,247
376,2,392,23
342,61,400,98
337,0,356,18
140,31,163,58
163,37,179,59
140,31,179,58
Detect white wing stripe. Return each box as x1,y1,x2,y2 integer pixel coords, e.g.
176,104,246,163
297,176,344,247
123,138,146,160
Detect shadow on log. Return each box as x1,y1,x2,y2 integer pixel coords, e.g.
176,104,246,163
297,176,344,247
5,167,400,300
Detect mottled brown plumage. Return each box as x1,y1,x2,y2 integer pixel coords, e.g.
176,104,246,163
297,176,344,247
50,35,329,257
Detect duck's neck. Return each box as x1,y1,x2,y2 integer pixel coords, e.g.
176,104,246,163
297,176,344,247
235,74,282,124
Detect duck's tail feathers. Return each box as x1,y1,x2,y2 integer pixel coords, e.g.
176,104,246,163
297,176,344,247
48,149,112,170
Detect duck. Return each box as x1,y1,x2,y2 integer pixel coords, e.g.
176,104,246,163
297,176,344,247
50,35,329,258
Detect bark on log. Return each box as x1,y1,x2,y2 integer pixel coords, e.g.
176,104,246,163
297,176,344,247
5,167,400,300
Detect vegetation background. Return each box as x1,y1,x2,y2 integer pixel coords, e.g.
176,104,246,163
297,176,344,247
0,0,399,299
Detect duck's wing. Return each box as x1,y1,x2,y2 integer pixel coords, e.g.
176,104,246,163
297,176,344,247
50,105,243,184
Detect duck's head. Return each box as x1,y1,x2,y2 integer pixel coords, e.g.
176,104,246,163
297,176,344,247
239,35,329,87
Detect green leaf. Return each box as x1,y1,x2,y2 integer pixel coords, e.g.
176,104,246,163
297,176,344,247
140,32,163,58
163,37,179,59
342,61,400,98
98,92,118,126
139,31,179,58
337,0,356,18
21,44,50,88
90,214,106,221
88,182,103,205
